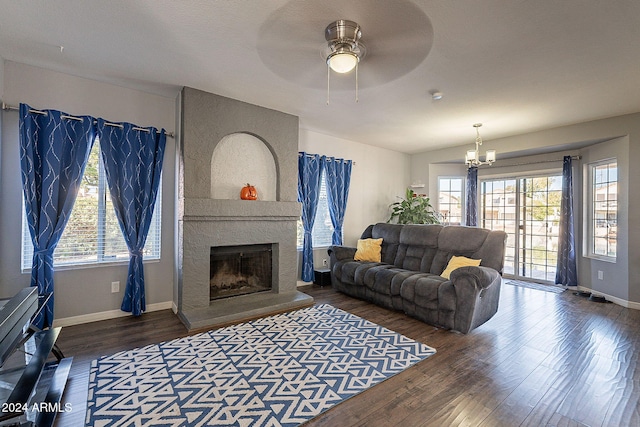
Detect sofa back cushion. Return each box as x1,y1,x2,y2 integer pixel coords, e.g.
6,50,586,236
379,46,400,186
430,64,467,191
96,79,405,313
363,223,507,275
395,225,442,272
361,223,402,265
433,226,506,274
430,226,485,274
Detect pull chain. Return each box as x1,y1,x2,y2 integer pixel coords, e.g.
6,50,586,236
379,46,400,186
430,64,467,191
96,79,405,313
327,63,331,105
355,62,359,103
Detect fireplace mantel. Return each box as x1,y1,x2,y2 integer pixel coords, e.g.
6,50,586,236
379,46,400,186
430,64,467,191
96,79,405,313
183,198,300,221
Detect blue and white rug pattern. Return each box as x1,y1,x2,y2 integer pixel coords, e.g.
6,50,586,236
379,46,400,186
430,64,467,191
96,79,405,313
86,304,436,426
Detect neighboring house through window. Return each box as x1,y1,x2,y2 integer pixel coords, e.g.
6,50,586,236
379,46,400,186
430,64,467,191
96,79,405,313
438,177,464,225
586,159,617,260
21,137,161,270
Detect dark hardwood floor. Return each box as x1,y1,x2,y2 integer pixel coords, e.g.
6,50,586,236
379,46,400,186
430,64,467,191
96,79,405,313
55,282,640,426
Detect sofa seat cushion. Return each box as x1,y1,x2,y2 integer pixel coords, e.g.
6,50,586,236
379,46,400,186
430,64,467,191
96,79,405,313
363,266,419,296
332,260,386,286
400,274,449,310
398,273,449,327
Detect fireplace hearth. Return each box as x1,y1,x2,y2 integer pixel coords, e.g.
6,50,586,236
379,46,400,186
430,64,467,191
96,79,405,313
210,244,272,300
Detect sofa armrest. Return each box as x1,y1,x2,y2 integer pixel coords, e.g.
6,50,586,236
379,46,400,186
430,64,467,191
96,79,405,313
448,265,502,333
449,266,500,294
327,246,357,264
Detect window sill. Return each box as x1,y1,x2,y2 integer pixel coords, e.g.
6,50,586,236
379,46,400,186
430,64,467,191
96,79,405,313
297,246,333,251
584,254,617,264
21,257,161,274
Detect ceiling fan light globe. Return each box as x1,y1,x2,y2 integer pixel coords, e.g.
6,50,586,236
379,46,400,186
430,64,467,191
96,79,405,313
328,52,358,73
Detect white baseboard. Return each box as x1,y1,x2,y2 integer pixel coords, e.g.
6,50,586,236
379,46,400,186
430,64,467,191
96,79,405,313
52,301,174,328
577,286,640,310
595,292,640,310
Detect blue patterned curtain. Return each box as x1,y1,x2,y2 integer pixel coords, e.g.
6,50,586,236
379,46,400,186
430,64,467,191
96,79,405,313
555,156,578,286
97,120,166,316
19,104,96,328
465,166,478,226
323,156,353,245
298,152,323,282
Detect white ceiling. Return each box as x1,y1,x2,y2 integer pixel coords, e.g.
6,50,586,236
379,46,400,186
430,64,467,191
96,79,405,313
1,0,639,154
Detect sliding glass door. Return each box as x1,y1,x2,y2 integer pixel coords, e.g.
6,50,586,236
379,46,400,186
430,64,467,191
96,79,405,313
480,174,562,283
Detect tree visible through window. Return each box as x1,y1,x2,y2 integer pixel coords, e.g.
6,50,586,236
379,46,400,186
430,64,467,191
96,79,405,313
21,138,161,269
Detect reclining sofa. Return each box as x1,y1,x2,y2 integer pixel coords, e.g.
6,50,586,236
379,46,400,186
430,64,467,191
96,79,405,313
328,223,507,333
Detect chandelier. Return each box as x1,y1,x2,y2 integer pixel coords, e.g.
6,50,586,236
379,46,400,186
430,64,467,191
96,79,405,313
325,20,365,104
465,123,496,167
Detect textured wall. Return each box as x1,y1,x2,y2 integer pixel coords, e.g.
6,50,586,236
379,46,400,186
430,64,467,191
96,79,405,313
210,133,277,201
179,88,301,312
181,87,298,201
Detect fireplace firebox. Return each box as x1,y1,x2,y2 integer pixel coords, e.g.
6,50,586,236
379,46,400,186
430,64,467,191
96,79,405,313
210,244,273,300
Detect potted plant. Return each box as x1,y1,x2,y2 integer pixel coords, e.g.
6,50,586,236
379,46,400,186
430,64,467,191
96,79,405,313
388,187,441,224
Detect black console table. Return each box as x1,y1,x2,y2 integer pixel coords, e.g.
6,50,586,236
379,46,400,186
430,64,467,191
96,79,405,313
0,288,73,427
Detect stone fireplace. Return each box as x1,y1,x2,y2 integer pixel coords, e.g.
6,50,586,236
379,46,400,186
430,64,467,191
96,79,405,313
177,87,313,331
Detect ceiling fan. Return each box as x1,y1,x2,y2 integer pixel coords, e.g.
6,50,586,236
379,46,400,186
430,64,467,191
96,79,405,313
324,19,365,74
256,0,434,101
324,19,365,103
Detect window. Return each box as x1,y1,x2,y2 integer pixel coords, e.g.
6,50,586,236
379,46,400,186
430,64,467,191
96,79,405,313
438,177,463,225
21,138,161,270
480,175,562,282
587,159,617,260
297,170,334,248
480,178,517,276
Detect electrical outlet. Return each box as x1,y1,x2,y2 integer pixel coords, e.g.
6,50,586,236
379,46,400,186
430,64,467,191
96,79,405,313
111,281,120,293
322,258,328,266
597,271,604,280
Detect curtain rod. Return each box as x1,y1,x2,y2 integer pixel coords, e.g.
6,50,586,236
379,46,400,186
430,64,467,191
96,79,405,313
480,155,581,168
1,102,175,138
298,152,356,165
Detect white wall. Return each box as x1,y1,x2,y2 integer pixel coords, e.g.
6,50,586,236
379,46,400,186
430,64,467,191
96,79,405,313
580,137,629,301
0,58,4,184
298,129,410,279
411,113,640,306
0,61,178,322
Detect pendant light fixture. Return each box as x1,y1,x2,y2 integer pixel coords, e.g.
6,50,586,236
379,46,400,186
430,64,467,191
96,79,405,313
325,20,365,104
465,123,496,167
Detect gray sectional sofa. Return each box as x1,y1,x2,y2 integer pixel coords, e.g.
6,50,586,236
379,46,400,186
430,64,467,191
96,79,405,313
328,223,508,333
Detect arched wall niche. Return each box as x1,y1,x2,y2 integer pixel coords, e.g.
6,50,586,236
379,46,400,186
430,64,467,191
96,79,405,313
210,132,278,201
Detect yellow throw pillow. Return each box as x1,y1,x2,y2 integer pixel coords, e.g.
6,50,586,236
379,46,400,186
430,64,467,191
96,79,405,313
354,238,383,262
441,256,482,279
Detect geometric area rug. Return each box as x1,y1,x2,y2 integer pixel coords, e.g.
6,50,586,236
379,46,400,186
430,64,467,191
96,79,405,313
86,304,436,426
